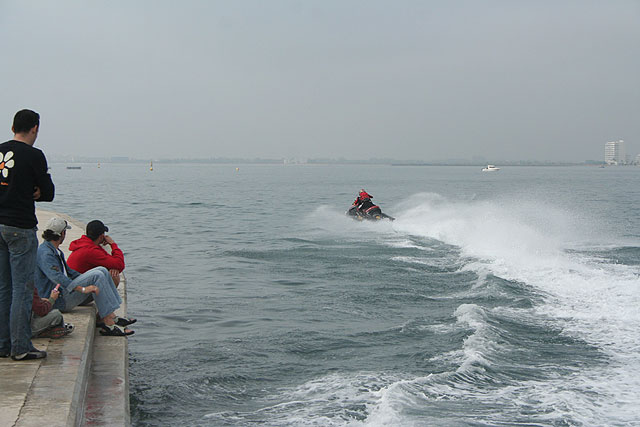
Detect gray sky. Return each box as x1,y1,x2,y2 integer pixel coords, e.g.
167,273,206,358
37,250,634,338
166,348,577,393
1,1,638,161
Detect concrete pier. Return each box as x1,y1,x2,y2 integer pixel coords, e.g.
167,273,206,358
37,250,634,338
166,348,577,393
0,209,130,426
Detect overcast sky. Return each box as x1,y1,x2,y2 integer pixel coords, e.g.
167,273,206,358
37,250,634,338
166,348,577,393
1,1,638,161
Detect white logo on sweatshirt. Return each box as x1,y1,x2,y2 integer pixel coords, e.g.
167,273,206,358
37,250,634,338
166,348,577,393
0,151,15,178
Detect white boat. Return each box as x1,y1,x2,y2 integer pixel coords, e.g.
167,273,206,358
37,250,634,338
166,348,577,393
482,165,500,172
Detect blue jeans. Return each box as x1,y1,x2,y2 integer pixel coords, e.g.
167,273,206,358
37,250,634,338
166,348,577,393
55,267,122,319
0,225,38,356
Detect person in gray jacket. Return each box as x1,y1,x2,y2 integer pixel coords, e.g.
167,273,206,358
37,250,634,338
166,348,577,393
35,217,135,336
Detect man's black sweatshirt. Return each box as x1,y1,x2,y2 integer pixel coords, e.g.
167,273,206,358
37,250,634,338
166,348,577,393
0,140,54,229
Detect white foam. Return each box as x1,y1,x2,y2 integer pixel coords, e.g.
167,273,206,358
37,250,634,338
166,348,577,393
389,193,640,422
390,255,453,269
384,239,434,251
304,205,397,243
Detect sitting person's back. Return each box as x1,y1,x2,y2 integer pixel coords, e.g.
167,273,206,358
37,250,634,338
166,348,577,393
67,220,124,286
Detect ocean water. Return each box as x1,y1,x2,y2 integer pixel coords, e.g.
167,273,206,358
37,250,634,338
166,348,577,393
46,163,640,426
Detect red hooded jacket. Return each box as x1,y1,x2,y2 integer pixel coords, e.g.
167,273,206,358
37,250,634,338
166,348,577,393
67,235,125,273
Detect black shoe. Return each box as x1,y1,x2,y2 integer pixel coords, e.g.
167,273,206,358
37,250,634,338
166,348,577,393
99,324,134,336
114,316,137,327
11,350,47,361
0,352,9,358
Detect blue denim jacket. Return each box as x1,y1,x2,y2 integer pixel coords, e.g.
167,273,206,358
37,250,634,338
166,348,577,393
35,240,81,301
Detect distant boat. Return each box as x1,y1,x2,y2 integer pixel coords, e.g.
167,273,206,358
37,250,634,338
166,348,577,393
482,165,500,172
66,166,82,170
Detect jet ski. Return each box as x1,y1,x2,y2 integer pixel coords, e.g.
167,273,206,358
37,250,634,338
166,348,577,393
346,202,395,221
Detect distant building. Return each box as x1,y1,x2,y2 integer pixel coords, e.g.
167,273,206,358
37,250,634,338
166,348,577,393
635,154,640,165
604,140,626,165
111,156,131,162
283,157,308,165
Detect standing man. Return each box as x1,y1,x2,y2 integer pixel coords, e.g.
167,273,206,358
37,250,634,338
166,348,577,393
67,220,125,287
0,109,55,360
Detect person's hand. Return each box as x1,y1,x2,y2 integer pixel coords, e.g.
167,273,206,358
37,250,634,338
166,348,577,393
109,269,121,287
33,186,41,200
85,285,99,295
50,287,60,301
103,235,115,245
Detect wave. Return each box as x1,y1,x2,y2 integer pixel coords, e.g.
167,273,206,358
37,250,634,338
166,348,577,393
387,193,640,423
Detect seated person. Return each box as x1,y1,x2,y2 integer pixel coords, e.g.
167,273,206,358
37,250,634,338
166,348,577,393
31,286,72,339
35,217,135,336
67,220,125,287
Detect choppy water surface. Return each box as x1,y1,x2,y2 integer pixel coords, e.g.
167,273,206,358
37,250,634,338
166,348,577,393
47,164,640,426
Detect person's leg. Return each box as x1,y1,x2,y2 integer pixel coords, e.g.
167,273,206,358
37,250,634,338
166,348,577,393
3,226,41,358
98,267,122,309
31,309,63,336
56,289,93,313
92,267,122,319
63,267,121,319
94,267,134,334
0,230,11,356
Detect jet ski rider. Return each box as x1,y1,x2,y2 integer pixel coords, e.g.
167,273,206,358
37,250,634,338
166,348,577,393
353,189,375,213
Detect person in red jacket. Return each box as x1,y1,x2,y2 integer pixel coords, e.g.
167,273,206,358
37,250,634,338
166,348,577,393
352,189,374,211
67,220,125,287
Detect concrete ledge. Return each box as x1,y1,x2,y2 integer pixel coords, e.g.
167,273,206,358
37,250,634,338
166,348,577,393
0,209,130,426
16,306,96,427
84,276,130,426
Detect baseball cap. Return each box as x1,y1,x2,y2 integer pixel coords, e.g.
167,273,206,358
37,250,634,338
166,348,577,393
44,217,71,234
86,220,109,240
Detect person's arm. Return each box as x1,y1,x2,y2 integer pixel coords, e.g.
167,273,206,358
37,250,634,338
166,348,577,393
54,252,99,294
73,284,99,295
46,286,60,305
32,150,54,202
109,269,121,287
95,236,125,271
31,289,52,317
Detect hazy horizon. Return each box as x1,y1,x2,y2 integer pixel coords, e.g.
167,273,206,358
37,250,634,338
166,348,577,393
46,154,611,165
2,1,638,162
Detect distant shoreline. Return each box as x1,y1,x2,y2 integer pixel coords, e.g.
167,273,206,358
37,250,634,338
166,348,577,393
48,159,623,167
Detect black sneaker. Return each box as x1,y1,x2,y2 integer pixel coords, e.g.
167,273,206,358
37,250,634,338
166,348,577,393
11,350,47,361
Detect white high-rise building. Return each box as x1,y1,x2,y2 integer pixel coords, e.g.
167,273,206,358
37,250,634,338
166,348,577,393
604,140,626,165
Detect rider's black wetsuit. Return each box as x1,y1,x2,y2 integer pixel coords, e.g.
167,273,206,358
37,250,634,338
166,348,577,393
357,198,376,213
